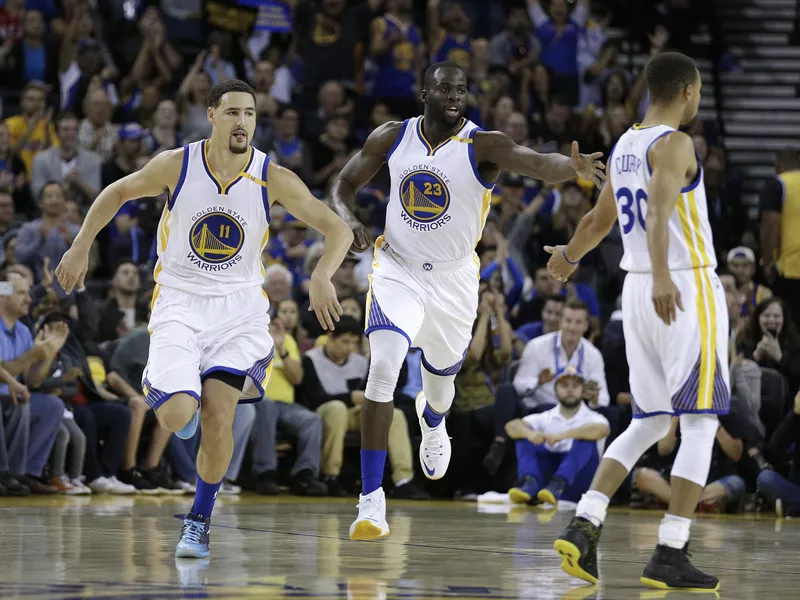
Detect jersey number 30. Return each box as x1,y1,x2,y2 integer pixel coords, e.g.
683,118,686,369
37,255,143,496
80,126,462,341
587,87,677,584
616,187,647,234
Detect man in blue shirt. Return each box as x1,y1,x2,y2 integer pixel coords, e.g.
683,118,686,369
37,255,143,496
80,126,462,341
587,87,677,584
0,271,68,494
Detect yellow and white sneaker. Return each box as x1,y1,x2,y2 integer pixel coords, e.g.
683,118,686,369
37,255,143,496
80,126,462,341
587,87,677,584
349,488,390,540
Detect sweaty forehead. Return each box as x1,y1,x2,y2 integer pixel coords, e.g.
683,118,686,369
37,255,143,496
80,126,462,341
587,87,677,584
429,68,467,88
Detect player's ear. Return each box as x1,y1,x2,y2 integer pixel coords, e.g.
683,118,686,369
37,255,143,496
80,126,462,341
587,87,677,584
420,87,427,104
207,106,214,124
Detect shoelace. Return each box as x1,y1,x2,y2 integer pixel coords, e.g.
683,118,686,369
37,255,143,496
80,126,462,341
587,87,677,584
357,495,382,522
422,426,447,459
182,520,206,545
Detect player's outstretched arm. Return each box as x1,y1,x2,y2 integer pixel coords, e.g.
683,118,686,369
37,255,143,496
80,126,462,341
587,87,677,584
55,148,184,293
544,164,617,282
474,131,605,185
330,121,402,253
269,162,354,331
646,131,694,325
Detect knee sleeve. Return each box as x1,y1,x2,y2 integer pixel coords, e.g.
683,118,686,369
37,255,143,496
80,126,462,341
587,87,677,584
365,330,409,403
671,413,719,486
421,369,455,413
603,414,673,472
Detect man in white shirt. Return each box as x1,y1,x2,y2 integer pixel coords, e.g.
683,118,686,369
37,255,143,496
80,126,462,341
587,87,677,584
506,365,609,505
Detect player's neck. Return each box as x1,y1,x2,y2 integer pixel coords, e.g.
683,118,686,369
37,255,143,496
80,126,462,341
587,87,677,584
639,105,683,130
421,116,462,148
206,138,251,179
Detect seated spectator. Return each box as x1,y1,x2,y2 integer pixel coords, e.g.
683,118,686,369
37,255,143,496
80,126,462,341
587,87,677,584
101,123,144,188
264,107,312,185
304,81,354,142
0,123,31,218
141,99,182,156
4,81,56,178
15,182,80,283
309,115,354,193
300,317,423,498
268,214,313,284
0,189,22,264
758,389,800,516
738,297,800,397
514,294,565,352
263,263,293,308
97,260,141,342
506,366,609,505
726,246,771,318
314,296,370,357
0,272,67,494
78,88,117,162
512,267,564,328
634,415,748,513
246,317,327,497
31,113,102,206
479,232,524,309
275,298,311,353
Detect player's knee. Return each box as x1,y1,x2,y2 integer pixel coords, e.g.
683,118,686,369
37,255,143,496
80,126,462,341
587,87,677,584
365,356,403,404
155,393,198,433
679,413,718,440
639,413,673,441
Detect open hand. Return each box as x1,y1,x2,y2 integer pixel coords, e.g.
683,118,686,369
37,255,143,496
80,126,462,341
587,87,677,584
652,274,684,325
55,244,89,293
544,244,578,282
308,273,343,331
569,141,605,187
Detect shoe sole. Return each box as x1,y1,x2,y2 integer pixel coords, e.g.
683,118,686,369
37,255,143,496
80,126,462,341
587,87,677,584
175,548,210,559
553,539,598,585
415,393,450,481
349,521,390,541
640,577,720,592
508,488,532,504
537,489,558,505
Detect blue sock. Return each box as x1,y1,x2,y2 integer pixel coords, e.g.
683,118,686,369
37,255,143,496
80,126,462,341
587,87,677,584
361,449,387,495
424,402,444,428
191,474,221,520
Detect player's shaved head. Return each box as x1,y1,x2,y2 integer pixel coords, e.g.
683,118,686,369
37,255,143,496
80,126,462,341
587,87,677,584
645,52,698,103
423,61,465,89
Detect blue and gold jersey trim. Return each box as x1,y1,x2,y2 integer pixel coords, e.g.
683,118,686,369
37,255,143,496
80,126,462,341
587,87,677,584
415,117,466,156
168,145,190,210
200,140,254,195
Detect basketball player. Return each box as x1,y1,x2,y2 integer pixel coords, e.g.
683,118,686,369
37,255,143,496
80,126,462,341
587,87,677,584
55,80,353,558
329,61,604,540
546,52,729,591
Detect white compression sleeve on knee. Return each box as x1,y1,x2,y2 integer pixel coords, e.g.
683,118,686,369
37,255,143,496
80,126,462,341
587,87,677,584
420,369,455,414
670,413,719,486
602,414,673,472
364,329,409,403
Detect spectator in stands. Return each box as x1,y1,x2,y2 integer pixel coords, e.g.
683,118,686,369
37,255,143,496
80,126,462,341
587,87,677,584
78,89,117,162
31,113,102,206
203,31,238,85
0,9,58,90
427,0,473,72
512,266,563,327
141,99,181,156
0,233,17,271
527,0,589,105
264,107,312,185
496,172,526,235
4,81,56,178
269,214,312,283
248,317,327,497
97,260,141,343
503,111,533,148
0,272,67,494
276,298,310,353
304,81,353,144
263,263,293,308
0,0,24,44
489,4,539,90
758,389,800,516
515,294,565,349
0,122,32,216
15,182,80,283
533,95,573,154
59,31,114,114
177,53,213,143
101,123,143,188
302,316,422,498
122,8,182,93
478,231,524,309
0,190,21,264
760,148,800,310
726,246,771,317
506,365,609,505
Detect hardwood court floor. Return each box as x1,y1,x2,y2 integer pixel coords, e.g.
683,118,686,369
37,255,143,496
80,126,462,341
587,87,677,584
0,494,798,599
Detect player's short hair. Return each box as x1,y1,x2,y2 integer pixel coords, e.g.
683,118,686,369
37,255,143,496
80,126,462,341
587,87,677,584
645,52,698,103
564,298,590,316
207,79,257,108
423,61,466,88
329,315,363,339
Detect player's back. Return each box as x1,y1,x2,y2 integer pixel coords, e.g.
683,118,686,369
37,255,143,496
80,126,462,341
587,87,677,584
610,124,716,273
153,140,272,296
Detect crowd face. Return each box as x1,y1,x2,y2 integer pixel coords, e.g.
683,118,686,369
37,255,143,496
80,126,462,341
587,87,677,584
2,273,31,320
555,376,584,408
57,117,80,152
326,332,359,362
114,263,141,295
728,258,755,288
21,86,46,118
276,299,299,331
39,183,65,219
560,306,589,347
759,300,784,337
541,299,564,333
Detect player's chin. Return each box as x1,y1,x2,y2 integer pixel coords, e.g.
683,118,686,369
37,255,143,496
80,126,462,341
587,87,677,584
442,110,463,126
228,137,249,154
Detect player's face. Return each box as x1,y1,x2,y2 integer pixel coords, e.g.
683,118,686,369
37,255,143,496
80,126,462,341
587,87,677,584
728,258,754,286
210,92,257,155
423,69,468,127
681,71,702,125
555,377,583,408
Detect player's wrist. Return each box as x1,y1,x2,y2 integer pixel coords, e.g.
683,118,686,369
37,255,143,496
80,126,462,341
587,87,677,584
562,247,579,265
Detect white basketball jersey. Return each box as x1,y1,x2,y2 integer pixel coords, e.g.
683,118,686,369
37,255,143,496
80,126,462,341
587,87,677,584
611,124,717,273
153,140,271,296
385,116,494,262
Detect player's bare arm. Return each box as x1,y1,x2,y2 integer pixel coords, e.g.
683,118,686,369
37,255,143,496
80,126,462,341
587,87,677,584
269,161,354,331
473,131,605,186
545,162,618,282
55,148,184,293
330,121,403,252
646,131,696,326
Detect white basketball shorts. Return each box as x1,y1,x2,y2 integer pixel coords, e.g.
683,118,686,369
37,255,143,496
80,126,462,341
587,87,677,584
622,266,730,418
365,236,479,376
142,284,274,409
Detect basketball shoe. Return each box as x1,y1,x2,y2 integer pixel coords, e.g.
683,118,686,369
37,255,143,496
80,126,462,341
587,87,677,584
349,488,390,540
175,512,211,558
415,392,451,479
640,544,719,591
553,516,602,585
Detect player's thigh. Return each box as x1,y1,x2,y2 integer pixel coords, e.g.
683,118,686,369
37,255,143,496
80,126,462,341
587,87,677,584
367,250,425,344
143,319,202,410
622,273,672,417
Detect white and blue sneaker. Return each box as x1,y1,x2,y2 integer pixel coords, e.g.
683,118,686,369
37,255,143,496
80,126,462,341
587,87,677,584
175,407,200,440
175,512,211,558
415,392,451,480
349,488,390,540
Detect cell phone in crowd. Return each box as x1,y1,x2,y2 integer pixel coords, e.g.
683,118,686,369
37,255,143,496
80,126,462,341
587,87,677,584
767,328,779,339
585,380,599,391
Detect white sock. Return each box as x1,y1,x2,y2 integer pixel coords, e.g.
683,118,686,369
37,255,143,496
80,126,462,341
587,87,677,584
576,490,610,527
658,514,691,549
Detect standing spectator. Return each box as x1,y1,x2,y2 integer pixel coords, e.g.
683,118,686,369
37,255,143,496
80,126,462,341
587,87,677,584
101,123,143,188
15,182,80,282
0,0,24,44
0,272,67,494
489,5,540,91
0,122,30,216
0,189,22,266
31,113,101,206
78,89,117,162
203,31,238,85
249,60,280,149
59,26,117,114
760,149,800,311
122,8,182,92
310,115,354,192
427,0,473,72
726,246,772,317
97,260,141,343
177,52,213,143
0,9,59,90
4,81,56,178
141,100,181,156
506,366,609,505
304,81,353,142
264,107,313,184
268,214,312,284
758,390,800,516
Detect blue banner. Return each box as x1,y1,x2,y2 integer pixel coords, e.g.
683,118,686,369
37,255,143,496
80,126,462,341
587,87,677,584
253,1,292,33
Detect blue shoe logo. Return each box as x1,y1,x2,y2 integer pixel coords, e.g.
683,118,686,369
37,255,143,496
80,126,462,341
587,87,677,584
424,462,436,477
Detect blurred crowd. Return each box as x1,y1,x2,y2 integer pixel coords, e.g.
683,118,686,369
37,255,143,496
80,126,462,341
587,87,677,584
0,0,798,517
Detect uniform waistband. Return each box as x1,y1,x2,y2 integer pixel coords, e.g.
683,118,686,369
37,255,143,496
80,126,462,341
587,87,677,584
380,241,478,272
